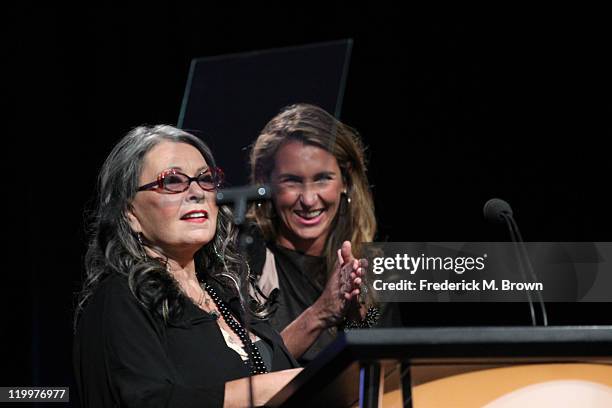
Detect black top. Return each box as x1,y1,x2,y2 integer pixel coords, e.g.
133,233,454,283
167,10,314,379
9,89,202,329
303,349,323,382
267,243,336,364
73,274,298,408
246,225,403,365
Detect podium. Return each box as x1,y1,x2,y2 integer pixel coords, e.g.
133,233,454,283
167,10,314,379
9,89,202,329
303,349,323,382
267,326,612,407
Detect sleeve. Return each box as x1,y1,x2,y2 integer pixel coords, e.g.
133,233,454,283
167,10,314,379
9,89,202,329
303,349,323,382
102,280,225,408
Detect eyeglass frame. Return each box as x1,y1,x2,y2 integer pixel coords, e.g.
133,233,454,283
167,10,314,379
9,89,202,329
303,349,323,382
137,167,224,194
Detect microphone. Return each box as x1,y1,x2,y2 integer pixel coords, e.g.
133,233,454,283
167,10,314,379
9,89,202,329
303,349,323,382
483,198,548,326
483,198,513,224
216,184,271,226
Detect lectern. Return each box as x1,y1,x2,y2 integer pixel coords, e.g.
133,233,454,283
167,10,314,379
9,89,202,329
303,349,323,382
267,326,612,407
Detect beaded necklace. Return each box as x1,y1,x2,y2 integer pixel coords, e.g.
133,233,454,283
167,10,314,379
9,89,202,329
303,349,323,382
203,282,268,375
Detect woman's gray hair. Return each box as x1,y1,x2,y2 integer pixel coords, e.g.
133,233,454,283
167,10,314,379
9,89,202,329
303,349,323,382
75,125,250,329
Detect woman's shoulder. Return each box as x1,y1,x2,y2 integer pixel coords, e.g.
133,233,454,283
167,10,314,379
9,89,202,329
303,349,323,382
95,273,133,300
82,274,148,320
77,272,165,343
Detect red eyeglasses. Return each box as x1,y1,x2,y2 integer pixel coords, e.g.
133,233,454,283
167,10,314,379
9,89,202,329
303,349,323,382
137,167,224,193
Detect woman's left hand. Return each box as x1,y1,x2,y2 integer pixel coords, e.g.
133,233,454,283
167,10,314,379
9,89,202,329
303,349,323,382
312,241,366,326
337,243,367,302
338,244,368,321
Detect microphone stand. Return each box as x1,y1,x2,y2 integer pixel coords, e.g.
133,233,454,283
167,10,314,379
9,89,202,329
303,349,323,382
505,214,548,326
500,212,537,326
216,184,271,408
484,198,548,326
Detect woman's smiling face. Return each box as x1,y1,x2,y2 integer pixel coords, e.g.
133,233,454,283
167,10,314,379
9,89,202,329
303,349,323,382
271,140,345,255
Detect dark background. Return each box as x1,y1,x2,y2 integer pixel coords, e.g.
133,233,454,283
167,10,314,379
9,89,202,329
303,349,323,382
5,6,612,405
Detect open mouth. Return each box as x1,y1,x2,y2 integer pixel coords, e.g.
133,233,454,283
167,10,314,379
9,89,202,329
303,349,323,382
293,209,324,220
181,210,209,220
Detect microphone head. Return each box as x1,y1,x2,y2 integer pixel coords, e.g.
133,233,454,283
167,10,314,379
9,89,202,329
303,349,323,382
483,198,513,224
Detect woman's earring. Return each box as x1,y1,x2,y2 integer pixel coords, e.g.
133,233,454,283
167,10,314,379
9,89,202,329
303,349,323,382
339,191,351,215
344,190,351,204
137,232,148,261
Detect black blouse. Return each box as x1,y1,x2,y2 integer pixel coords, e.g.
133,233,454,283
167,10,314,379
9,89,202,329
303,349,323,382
266,243,336,364
246,225,403,366
73,274,298,408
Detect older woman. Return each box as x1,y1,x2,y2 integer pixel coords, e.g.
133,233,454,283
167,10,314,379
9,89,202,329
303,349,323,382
249,104,398,364
73,125,362,407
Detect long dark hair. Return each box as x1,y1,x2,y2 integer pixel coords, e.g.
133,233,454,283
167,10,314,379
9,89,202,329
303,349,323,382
75,125,249,330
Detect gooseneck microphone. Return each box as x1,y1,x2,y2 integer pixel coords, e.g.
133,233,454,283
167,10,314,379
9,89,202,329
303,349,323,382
483,198,548,326
483,198,513,225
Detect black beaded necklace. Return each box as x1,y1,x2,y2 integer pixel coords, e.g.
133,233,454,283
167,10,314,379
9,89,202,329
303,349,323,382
203,282,268,375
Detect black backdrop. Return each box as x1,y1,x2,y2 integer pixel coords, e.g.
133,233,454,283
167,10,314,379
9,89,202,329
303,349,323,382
5,6,612,405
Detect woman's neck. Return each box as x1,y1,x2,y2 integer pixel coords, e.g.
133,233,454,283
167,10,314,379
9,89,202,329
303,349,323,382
276,233,326,257
166,258,198,282
144,247,198,282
